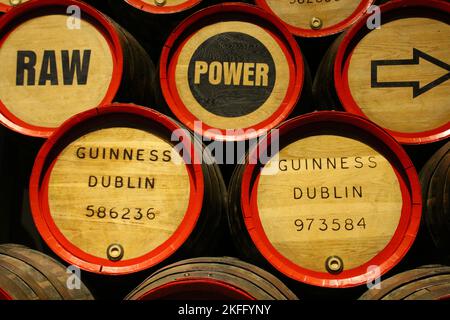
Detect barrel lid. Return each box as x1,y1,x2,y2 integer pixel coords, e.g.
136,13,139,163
160,3,304,141
240,111,421,288
125,0,201,14
335,0,450,145
0,0,123,137
255,0,374,38
29,104,204,274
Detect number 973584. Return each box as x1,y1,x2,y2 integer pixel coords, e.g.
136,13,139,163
294,217,366,232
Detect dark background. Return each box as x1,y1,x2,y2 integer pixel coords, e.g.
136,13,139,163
0,0,448,301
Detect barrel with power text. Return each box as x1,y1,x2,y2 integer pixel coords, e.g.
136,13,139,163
160,3,307,141
29,104,227,275
0,0,156,138
419,142,450,260
228,111,422,288
359,265,450,300
313,0,450,144
255,0,374,38
0,244,93,300
125,257,298,300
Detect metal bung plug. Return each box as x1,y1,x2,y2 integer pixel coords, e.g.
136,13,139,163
310,17,323,30
9,0,22,6
155,0,166,7
107,244,124,261
326,256,344,274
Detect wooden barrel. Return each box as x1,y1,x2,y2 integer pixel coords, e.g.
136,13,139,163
0,244,93,300
313,0,450,145
419,141,450,259
160,3,307,141
0,0,156,138
124,0,202,14
255,0,374,38
228,111,422,288
359,265,450,300
29,104,227,275
125,257,298,300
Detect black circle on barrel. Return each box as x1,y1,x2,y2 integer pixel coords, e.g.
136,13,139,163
188,32,276,118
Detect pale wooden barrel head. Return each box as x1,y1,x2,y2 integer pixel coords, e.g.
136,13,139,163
0,1,120,137
258,135,402,273
336,1,450,144
256,0,374,37
161,3,304,141
125,0,201,14
30,105,204,275
239,112,422,287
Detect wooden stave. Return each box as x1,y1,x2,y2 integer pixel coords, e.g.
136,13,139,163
125,256,298,300
0,244,93,300
0,244,94,300
0,0,157,138
227,111,422,288
419,142,450,259
132,257,294,300
28,104,227,275
0,264,40,300
312,0,450,145
425,144,450,257
404,283,450,300
359,265,450,300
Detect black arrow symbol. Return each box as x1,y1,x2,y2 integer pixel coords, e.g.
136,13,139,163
371,48,450,98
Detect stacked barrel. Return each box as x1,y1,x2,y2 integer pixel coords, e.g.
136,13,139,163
0,0,448,301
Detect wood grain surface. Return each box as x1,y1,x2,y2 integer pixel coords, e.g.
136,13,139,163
48,127,191,261
347,18,450,133
257,135,402,273
0,14,113,128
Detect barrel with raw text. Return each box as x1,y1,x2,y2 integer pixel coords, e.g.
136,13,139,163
0,0,156,137
29,104,227,275
228,111,422,288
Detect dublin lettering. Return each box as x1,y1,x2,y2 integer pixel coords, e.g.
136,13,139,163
279,156,377,171
88,175,155,190
194,61,269,86
75,147,172,162
16,49,91,86
293,186,363,200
